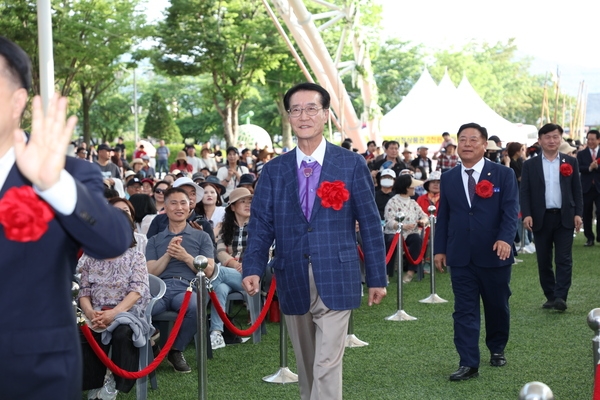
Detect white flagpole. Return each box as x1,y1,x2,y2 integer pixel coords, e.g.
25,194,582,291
37,0,55,113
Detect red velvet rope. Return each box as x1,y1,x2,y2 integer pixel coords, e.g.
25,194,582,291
594,365,600,400
80,288,192,379
208,276,277,337
357,233,399,265
403,227,430,265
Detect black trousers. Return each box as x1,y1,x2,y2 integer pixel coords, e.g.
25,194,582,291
79,325,139,393
385,232,422,276
532,212,574,301
583,186,600,241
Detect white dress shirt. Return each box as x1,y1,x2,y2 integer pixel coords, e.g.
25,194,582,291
295,136,326,168
460,158,485,208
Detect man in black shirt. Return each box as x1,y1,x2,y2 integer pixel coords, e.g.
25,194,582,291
370,140,407,178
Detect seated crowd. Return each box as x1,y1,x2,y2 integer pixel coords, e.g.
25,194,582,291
76,132,551,398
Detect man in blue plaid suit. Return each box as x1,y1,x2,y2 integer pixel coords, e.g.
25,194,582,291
243,83,387,400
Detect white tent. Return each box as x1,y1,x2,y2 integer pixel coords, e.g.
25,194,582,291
380,69,538,146
380,69,441,138
454,76,537,145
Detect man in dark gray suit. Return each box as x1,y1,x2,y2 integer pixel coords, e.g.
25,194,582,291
520,123,583,311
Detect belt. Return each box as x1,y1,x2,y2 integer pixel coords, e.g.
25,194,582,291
168,276,192,283
545,208,561,214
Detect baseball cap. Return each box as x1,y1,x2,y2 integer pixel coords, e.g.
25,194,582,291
380,168,396,178
126,177,142,187
97,143,113,152
192,172,205,183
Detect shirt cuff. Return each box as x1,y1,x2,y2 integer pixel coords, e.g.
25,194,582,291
34,170,77,215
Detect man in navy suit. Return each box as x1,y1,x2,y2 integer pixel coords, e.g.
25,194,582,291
521,123,583,311
576,129,600,246
0,36,130,399
242,83,387,400
434,123,519,381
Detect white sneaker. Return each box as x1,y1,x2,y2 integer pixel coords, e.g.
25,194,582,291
210,331,226,350
525,243,536,253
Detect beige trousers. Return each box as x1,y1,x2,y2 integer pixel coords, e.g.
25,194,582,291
285,265,351,400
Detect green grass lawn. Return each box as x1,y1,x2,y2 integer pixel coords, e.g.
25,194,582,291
112,233,599,400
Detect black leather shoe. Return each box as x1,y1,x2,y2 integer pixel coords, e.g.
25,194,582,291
449,366,479,381
554,298,567,311
542,300,555,309
490,352,507,367
585,240,595,247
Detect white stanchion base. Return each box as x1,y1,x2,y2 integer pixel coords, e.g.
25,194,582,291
345,334,369,348
385,310,417,321
262,367,299,384
419,294,448,304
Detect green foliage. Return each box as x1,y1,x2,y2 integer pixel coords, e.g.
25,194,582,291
153,0,288,147
143,92,182,144
428,39,573,126
370,38,424,113
0,0,150,143
136,74,223,143
85,89,133,143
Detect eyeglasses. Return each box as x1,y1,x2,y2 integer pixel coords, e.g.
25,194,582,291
154,188,166,194
287,106,324,118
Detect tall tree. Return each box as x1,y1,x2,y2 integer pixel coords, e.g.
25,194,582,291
143,92,182,143
370,39,424,113
429,39,562,125
0,0,149,143
86,88,133,144
153,0,287,147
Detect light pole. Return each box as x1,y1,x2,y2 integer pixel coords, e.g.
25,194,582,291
131,69,142,145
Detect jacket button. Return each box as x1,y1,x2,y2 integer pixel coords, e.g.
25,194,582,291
308,227,313,232
469,212,473,216
304,254,309,258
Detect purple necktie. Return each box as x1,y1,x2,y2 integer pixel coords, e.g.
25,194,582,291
298,160,321,220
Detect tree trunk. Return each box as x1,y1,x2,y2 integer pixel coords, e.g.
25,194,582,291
221,100,241,148
81,83,92,145
276,96,293,150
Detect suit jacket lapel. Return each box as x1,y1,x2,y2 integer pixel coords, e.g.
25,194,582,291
471,160,492,208
284,149,306,221
309,142,340,222
558,153,568,198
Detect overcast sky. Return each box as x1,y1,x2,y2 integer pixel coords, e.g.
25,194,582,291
378,0,600,95
146,0,600,95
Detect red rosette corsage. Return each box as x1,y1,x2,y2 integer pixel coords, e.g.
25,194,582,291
475,180,494,198
316,180,350,211
560,163,573,177
0,186,55,242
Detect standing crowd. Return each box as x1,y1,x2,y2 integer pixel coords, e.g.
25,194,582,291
1,34,594,400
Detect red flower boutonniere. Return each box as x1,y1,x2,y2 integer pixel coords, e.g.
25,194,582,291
475,180,494,198
0,186,54,242
316,180,350,210
560,161,573,177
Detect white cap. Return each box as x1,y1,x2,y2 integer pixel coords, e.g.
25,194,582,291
380,168,396,178
173,177,204,203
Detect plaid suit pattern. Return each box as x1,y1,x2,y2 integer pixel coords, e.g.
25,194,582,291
243,142,387,315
